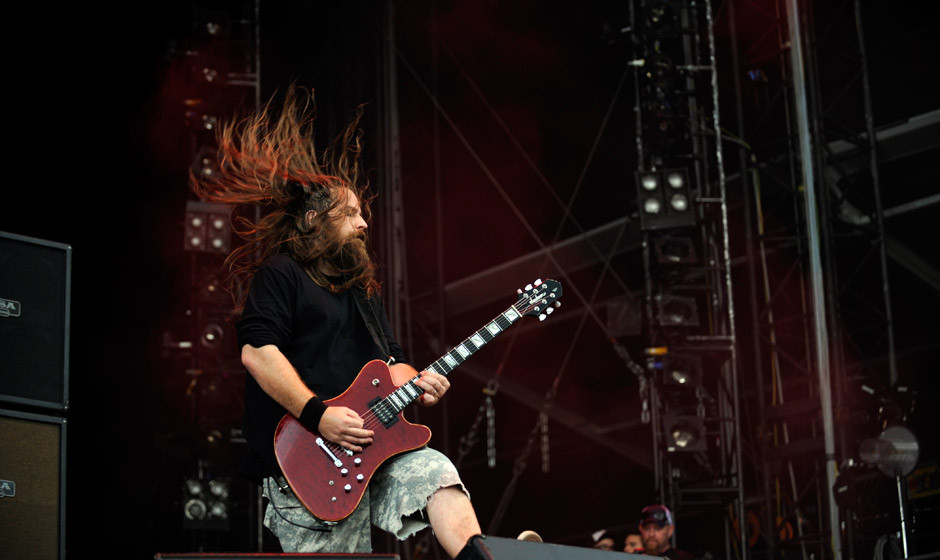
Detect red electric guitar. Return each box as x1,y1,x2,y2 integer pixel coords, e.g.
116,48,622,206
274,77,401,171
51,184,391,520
273,278,562,522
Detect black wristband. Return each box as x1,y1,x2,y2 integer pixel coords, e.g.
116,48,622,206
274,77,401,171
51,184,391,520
299,396,328,432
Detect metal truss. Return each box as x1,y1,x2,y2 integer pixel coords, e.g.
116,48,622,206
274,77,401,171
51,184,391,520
719,0,933,557
170,0,263,549
629,0,746,557
375,2,662,556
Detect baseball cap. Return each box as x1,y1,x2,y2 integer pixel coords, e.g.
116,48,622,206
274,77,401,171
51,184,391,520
639,504,674,528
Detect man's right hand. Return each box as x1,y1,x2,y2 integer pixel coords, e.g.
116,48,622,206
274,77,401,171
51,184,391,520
318,406,374,452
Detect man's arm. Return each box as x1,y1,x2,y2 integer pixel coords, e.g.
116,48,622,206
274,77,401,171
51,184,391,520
241,343,374,451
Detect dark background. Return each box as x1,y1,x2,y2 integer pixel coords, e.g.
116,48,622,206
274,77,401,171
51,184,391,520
4,1,939,558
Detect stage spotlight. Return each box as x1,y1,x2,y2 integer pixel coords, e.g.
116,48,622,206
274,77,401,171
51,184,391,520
663,414,706,452
635,169,695,230
200,323,225,348
182,476,232,531
646,54,677,89
661,353,703,388
184,497,207,521
184,200,232,254
643,95,687,151
654,235,697,264
208,479,229,499
643,0,680,36
195,270,228,306
654,294,700,327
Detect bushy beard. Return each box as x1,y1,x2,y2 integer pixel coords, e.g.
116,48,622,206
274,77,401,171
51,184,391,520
324,230,373,286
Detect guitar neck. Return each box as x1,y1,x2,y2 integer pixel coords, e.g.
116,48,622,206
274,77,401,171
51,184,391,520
381,303,523,412
425,303,523,376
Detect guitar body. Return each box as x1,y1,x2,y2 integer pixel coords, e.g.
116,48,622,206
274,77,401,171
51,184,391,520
273,278,562,523
274,359,432,522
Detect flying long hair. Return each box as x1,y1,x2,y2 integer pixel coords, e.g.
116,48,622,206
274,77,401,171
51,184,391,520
191,86,378,312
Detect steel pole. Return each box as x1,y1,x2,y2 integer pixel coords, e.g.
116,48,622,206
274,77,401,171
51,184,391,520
783,0,842,558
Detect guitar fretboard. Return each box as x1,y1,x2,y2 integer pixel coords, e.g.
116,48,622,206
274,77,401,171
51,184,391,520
376,303,524,416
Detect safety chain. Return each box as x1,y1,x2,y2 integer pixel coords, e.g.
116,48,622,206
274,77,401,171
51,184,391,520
485,384,497,468
539,411,550,473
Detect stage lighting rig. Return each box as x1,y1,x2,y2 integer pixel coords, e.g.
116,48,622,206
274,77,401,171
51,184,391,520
635,169,696,230
184,200,232,254
182,476,231,531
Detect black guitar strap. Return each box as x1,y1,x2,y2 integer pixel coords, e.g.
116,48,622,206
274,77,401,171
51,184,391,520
353,287,391,359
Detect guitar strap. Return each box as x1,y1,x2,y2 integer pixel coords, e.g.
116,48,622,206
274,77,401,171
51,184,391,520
353,287,392,359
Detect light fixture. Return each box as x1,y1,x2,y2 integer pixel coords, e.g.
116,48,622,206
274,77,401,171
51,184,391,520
663,414,706,452
643,0,680,36
654,294,700,327
190,145,220,181
184,200,232,254
182,476,231,531
635,169,695,230
646,54,676,89
643,95,686,151
661,352,703,388
654,235,697,264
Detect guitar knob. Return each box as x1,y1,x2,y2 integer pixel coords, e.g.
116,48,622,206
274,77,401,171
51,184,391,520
354,457,362,466
344,484,352,493
357,474,364,482
341,468,348,477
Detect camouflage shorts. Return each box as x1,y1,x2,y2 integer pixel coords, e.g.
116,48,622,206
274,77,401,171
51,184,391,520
262,447,468,553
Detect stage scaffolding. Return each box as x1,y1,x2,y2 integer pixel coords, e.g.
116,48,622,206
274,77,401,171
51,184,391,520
721,0,936,557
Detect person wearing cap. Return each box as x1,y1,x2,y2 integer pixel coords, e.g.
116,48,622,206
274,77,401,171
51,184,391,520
589,528,625,551
638,505,692,560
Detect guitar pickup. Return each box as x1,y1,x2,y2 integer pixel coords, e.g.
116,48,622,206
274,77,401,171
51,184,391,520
368,397,399,429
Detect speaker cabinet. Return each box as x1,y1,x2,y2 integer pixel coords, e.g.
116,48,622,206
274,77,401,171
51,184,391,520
0,231,71,411
480,535,656,559
154,555,399,559
0,409,67,560
153,538,654,560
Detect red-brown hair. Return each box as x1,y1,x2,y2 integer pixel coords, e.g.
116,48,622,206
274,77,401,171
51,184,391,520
190,86,378,311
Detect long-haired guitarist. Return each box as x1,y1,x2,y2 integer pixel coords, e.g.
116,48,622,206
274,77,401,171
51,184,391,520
191,86,486,558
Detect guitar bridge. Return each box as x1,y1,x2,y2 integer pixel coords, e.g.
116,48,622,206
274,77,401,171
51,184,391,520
368,397,399,429
315,437,344,468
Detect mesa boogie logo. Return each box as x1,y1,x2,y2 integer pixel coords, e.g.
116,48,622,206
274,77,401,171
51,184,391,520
0,298,21,318
0,479,14,498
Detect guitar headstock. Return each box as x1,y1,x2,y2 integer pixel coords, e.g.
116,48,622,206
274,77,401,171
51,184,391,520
516,279,563,321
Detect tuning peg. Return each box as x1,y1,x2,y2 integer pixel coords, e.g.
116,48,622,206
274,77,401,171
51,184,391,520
534,279,542,286
538,313,547,321
525,283,533,291
555,301,561,308
546,307,554,315
517,288,523,294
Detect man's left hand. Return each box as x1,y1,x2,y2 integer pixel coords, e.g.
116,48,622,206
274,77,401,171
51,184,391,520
388,363,450,406
415,369,450,406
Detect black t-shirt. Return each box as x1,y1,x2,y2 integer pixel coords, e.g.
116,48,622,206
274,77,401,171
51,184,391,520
236,254,406,480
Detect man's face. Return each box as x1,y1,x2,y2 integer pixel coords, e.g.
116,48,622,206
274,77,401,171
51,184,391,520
592,537,616,551
329,188,367,240
640,522,674,555
624,533,643,553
